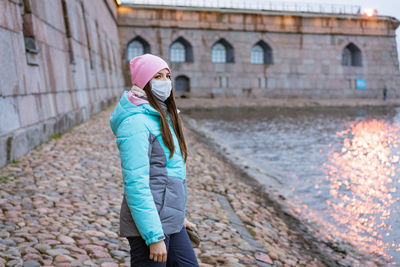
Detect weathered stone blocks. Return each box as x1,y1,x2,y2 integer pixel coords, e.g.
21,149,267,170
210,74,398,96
0,0,21,32
0,97,20,132
0,0,123,168
0,29,19,97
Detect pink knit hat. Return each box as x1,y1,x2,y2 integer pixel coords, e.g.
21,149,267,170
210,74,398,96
129,54,171,89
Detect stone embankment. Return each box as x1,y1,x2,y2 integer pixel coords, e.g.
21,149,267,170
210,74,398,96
176,97,400,109
0,101,383,267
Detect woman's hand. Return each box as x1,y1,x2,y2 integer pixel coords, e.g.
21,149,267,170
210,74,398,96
149,240,167,262
184,218,196,229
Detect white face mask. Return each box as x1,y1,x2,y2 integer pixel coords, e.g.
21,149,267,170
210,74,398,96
151,79,172,102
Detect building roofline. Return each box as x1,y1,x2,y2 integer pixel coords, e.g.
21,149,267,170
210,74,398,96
120,3,399,23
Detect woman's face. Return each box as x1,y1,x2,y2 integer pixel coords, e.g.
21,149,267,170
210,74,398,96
151,68,171,82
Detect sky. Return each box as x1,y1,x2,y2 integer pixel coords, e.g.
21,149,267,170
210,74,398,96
122,0,400,64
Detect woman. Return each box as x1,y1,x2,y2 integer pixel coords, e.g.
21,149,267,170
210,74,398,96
110,54,199,266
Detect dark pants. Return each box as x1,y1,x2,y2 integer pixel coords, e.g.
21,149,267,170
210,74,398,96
127,226,199,267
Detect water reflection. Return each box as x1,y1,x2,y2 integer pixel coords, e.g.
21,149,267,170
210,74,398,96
185,106,400,264
322,119,400,263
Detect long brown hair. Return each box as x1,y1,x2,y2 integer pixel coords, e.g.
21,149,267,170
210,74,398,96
143,81,188,162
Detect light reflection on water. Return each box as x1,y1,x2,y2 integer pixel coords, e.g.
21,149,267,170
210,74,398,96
185,106,400,264
320,119,400,263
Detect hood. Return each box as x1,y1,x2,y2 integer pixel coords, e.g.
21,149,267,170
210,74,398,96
109,91,160,136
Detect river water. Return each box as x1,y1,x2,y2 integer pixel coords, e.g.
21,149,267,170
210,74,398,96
185,106,400,265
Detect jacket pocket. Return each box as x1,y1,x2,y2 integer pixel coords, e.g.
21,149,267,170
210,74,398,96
150,175,167,213
162,176,186,212
158,177,187,234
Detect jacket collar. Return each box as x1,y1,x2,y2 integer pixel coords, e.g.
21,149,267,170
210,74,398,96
121,90,180,115
120,91,160,116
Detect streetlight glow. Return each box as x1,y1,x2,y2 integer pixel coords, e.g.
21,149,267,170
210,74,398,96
363,8,377,17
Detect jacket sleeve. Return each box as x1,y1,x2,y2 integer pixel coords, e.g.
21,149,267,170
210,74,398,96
116,122,165,245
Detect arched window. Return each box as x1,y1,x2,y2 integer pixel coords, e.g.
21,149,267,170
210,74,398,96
126,36,150,61
342,43,362,67
212,43,226,63
127,41,143,59
251,41,273,64
170,37,193,63
342,48,351,66
211,38,234,63
251,45,263,64
170,42,185,62
175,75,190,92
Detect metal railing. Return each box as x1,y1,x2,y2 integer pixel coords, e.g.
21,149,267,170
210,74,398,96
121,0,362,15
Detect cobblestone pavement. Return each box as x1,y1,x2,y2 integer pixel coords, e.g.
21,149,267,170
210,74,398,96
0,102,377,267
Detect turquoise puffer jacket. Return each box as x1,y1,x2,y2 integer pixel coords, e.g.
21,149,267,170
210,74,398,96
109,91,187,245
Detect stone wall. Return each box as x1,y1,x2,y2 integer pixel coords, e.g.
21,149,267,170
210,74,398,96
118,5,400,99
0,0,124,168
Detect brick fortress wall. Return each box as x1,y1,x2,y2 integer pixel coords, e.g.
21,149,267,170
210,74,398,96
118,5,400,99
